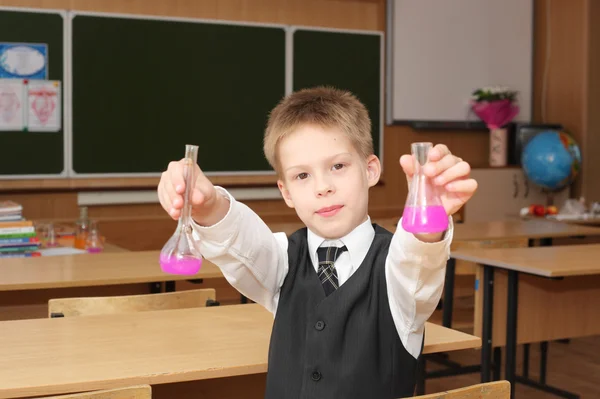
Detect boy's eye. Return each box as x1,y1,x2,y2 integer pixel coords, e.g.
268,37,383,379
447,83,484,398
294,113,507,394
333,163,344,170
296,172,309,180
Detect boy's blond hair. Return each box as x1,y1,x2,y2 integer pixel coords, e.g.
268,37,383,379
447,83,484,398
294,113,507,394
264,86,374,175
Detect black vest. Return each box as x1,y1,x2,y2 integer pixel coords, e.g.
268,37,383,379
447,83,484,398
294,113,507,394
264,224,420,399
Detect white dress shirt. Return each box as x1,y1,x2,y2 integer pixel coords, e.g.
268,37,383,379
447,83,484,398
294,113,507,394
192,186,453,359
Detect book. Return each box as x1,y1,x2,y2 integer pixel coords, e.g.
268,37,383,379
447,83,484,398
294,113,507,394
0,214,23,222
0,236,40,246
0,226,35,235
0,251,41,258
0,245,40,253
0,220,33,228
0,200,22,215
0,232,36,239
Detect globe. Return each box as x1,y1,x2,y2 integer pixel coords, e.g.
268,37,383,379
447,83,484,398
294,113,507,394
521,130,581,192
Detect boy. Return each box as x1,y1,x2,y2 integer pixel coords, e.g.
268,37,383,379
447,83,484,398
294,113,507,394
157,87,477,398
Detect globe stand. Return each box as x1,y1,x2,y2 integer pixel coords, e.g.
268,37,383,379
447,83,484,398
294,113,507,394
544,190,555,207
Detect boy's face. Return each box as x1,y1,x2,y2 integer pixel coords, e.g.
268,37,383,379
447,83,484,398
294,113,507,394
277,124,381,239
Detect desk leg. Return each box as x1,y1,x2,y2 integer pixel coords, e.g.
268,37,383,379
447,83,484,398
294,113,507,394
506,270,519,398
523,344,530,378
481,265,494,383
493,347,502,380
540,341,548,384
150,282,162,293
165,281,176,292
442,257,456,328
415,355,426,395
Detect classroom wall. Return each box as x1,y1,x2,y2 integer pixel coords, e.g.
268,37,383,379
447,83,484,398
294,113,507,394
585,0,600,203
532,0,600,203
0,0,596,250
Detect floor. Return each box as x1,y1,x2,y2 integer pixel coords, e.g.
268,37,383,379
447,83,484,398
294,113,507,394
424,309,600,398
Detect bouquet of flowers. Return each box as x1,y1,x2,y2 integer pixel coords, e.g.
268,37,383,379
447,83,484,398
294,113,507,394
471,86,520,166
471,86,519,129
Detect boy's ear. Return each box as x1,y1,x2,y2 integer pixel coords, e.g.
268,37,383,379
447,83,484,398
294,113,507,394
366,154,381,187
277,179,295,208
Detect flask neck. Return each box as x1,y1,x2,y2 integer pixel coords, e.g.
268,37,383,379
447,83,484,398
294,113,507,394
180,144,198,228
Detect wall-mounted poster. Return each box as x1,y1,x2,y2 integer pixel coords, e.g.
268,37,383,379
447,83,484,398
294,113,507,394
0,79,26,131
27,80,61,132
0,43,48,79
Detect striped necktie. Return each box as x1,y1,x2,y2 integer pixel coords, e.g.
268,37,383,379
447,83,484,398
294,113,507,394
316,245,348,296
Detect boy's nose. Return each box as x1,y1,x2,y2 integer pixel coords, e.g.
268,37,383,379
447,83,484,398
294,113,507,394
315,178,335,197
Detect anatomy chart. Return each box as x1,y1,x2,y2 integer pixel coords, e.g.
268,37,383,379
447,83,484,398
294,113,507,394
0,79,25,131
27,80,61,132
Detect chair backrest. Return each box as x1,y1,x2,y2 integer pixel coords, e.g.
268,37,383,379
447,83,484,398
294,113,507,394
49,288,218,318
405,381,510,399
36,385,151,398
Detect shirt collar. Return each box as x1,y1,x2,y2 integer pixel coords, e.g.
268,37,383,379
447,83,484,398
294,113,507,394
307,216,375,267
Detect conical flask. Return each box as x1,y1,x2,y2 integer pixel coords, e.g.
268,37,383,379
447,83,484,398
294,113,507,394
159,144,203,275
401,142,449,234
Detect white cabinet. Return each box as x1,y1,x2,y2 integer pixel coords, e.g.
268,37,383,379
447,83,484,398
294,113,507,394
464,168,570,222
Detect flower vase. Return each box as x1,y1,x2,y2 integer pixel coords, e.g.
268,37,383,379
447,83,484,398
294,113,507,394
489,127,508,167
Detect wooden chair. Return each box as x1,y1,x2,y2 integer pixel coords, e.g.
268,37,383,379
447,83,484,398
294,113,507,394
36,384,151,398
49,288,218,318
404,381,510,399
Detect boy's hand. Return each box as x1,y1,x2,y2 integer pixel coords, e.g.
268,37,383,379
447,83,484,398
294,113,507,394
400,144,477,217
157,160,228,226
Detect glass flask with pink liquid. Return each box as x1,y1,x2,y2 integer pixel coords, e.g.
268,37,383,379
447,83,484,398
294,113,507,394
401,142,449,234
159,144,203,275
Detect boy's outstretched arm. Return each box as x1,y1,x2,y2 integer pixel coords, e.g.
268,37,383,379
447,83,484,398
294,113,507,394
191,187,289,314
388,144,477,359
385,218,453,359
157,160,288,314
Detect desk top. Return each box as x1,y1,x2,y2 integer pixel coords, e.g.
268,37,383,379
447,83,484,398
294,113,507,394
54,237,128,253
374,218,600,241
0,250,220,291
452,243,600,277
0,304,480,399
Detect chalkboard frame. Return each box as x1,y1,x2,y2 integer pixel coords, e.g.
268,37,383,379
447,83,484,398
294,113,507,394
290,25,384,169
0,7,385,180
0,6,69,180
66,10,290,179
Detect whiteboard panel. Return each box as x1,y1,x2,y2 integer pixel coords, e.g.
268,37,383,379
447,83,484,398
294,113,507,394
386,0,533,127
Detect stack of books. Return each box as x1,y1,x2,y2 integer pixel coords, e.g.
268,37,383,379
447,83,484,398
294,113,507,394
0,201,41,258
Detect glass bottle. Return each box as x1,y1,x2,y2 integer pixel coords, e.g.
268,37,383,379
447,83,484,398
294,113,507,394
46,223,58,247
74,207,89,249
159,144,203,275
86,220,104,253
401,142,449,234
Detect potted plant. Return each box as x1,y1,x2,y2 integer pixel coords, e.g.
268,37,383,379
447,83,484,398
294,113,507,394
471,86,520,167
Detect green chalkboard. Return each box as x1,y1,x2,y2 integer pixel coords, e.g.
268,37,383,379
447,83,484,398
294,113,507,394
71,12,286,175
0,8,65,177
292,28,382,159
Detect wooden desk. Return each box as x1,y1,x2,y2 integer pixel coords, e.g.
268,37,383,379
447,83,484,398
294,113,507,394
452,244,600,398
440,219,600,329
54,237,128,253
452,219,600,241
376,217,600,241
0,250,221,321
0,304,480,399
0,250,218,292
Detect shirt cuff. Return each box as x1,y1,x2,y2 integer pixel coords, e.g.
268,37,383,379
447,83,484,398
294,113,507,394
396,216,454,267
191,186,240,242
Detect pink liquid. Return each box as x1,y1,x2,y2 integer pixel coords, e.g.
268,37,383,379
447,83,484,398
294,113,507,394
159,254,202,275
401,205,448,234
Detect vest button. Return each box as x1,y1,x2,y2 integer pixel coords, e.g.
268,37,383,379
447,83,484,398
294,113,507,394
315,320,325,331
311,371,322,381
